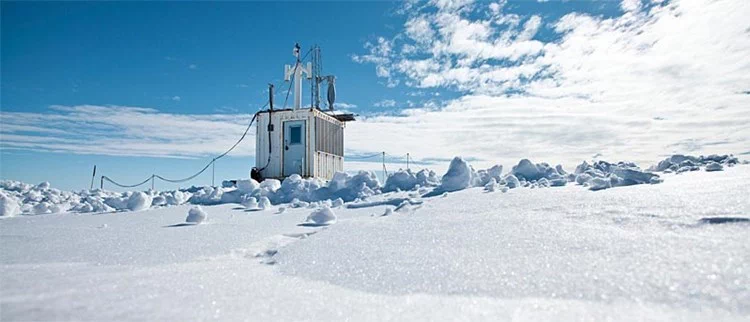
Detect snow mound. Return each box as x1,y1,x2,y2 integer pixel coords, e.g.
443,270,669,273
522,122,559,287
510,159,568,187
574,160,661,191
1,191,21,217
650,154,738,173
705,162,724,172
258,196,271,210
127,192,152,211
305,206,336,226
439,157,474,192
383,168,439,193
186,206,207,224
241,196,259,209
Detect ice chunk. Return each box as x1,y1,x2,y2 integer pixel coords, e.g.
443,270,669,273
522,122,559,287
236,179,260,194
504,174,520,189
439,157,473,192
305,206,336,226
705,162,724,172
186,206,207,224
588,177,612,191
511,159,543,181
484,178,498,192
127,192,152,211
258,196,272,210
0,192,20,217
242,196,259,209
331,198,344,208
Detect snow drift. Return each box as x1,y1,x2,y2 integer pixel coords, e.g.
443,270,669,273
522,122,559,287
1,153,742,217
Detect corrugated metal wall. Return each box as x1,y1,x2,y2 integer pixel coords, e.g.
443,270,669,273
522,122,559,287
315,116,344,156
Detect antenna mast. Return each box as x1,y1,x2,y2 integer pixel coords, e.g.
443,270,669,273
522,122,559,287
310,45,337,111
284,43,312,110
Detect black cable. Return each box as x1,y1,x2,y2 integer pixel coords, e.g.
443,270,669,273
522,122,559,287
103,104,265,188
155,112,260,183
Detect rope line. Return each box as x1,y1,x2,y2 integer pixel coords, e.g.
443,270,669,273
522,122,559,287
102,174,153,189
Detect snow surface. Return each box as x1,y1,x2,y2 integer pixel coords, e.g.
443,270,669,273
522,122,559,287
1,164,749,320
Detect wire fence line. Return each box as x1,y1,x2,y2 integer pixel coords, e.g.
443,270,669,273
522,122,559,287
100,109,262,189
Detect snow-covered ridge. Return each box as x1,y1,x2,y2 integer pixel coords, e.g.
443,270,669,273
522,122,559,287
0,154,742,217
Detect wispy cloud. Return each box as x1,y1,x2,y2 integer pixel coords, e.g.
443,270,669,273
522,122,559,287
0,105,255,158
188,64,198,70
335,102,358,109
373,99,397,108
171,96,181,102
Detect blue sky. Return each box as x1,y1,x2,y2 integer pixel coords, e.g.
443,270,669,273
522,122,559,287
2,0,749,191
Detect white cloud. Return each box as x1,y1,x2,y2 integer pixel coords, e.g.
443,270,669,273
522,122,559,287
335,102,358,109
0,105,255,158
374,99,397,108
344,0,750,168
171,96,181,102
188,64,198,70
621,0,642,12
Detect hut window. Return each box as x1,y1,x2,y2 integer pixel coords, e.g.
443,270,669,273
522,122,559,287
290,126,302,145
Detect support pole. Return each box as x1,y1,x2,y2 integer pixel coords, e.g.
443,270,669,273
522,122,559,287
212,161,215,187
382,152,386,181
90,165,97,190
151,175,155,191
406,153,410,170
100,176,104,190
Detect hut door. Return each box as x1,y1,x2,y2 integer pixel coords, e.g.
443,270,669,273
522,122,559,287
283,120,306,176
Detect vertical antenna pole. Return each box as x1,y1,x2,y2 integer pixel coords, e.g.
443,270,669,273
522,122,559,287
90,165,97,190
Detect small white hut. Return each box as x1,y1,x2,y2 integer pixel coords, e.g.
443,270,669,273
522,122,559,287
252,44,354,181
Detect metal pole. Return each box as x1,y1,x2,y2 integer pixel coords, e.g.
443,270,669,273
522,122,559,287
90,165,97,190
151,175,155,191
406,153,410,170
212,161,215,187
100,176,104,190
